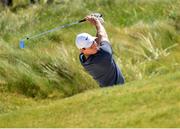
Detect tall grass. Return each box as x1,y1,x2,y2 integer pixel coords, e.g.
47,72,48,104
0,38,98,98
111,20,179,81
0,0,180,98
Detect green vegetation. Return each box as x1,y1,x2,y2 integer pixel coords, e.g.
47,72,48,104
0,71,179,127
0,0,180,127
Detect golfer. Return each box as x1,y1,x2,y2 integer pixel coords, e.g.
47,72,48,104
75,15,125,87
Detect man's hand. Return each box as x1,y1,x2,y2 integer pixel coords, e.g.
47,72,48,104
85,15,100,26
85,14,109,44
90,13,104,24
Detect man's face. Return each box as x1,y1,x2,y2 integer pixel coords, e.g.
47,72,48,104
81,41,99,55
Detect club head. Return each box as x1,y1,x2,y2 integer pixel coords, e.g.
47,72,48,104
19,40,25,49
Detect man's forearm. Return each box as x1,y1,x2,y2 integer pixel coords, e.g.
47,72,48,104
85,15,109,43
95,20,109,43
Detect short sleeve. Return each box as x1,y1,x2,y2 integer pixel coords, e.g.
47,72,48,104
100,41,112,54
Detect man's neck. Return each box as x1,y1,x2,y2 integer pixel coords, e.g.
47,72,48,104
84,55,89,59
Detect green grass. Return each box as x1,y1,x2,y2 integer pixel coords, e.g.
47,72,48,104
0,71,179,127
0,0,180,127
0,2,179,97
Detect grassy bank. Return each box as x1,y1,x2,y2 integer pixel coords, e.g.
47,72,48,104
0,0,180,127
0,0,179,98
0,71,179,127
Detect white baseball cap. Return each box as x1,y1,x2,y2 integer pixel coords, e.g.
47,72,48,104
75,33,97,49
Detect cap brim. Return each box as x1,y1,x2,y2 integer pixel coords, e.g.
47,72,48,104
86,37,97,48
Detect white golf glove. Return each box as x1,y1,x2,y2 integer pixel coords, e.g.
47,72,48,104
90,13,104,24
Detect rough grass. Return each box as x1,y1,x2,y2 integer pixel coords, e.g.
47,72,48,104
0,0,180,127
0,0,180,98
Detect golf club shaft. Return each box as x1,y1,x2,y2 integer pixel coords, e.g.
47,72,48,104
24,19,86,40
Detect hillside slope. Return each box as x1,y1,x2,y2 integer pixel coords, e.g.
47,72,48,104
0,0,180,127
0,71,179,127
0,0,180,98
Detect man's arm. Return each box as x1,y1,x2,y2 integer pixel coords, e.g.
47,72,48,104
85,15,109,45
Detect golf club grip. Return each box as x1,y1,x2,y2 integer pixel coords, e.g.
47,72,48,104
79,19,86,23
79,13,103,23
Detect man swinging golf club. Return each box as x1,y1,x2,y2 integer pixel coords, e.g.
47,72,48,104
75,14,125,87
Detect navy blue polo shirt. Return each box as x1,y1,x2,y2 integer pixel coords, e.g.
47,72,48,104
79,41,125,87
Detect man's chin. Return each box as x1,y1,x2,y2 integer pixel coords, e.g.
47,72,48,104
92,49,98,53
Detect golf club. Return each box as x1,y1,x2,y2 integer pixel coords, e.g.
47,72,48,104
19,13,103,49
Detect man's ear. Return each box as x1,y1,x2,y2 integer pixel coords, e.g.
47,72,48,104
80,49,84,53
